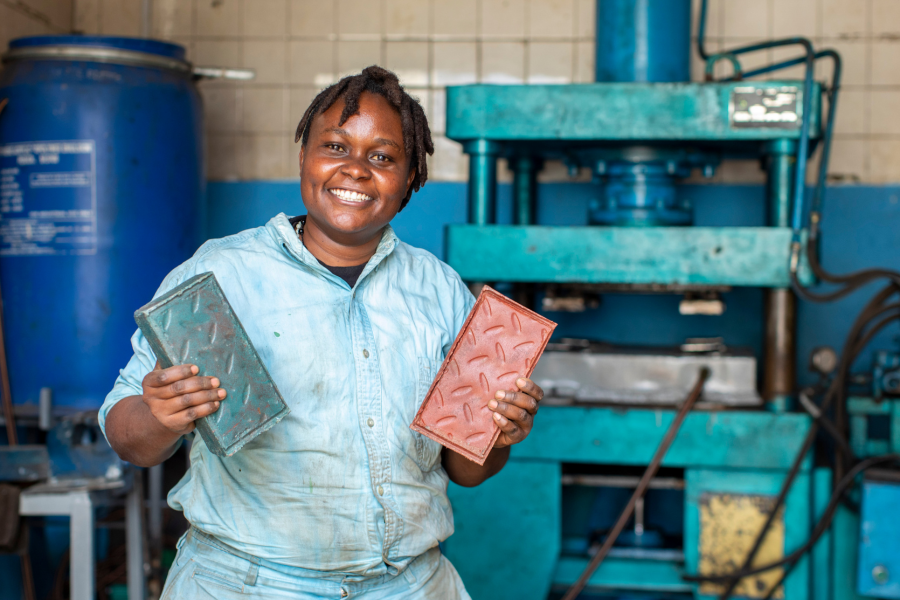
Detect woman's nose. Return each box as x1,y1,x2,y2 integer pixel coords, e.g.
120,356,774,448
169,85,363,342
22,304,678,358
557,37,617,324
341,154,372,180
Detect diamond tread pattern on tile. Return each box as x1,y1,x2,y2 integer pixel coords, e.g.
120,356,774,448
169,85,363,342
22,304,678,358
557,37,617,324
412,286,557,465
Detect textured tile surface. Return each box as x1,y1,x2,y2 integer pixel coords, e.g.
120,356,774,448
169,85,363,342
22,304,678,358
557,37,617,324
412,287,556,464
135,272,290,457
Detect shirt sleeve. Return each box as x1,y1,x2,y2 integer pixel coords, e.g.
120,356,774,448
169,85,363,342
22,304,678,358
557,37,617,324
98,263,198,441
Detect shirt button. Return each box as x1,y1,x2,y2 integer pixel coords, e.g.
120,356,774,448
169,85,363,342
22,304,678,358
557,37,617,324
367,418,375,428
362,349,369,358
377,485,384,496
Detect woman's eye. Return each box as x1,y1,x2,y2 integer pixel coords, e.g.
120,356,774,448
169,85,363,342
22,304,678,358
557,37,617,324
326,143,343,151
372,153,391,162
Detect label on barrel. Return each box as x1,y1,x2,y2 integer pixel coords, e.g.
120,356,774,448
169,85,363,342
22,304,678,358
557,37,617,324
0,140,97,256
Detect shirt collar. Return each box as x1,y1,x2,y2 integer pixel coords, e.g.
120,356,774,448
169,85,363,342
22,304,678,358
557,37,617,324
267,213,399,287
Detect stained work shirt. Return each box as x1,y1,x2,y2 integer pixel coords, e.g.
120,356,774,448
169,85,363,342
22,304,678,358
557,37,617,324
99,213,476,576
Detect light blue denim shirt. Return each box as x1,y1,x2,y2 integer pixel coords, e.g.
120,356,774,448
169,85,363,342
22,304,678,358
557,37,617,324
99,213,476,577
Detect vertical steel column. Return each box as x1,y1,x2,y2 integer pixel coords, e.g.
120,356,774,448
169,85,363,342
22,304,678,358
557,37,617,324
463,140,501,225
764,139,798,413
512,156,538,225
126,471,147,600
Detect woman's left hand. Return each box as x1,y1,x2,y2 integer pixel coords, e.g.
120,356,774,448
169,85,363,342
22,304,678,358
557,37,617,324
489,377,544,449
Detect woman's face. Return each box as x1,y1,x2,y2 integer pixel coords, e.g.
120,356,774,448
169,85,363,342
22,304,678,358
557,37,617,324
299,92,414,245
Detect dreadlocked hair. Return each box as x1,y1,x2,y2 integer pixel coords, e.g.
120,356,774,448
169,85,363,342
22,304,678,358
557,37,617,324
294,65,434,209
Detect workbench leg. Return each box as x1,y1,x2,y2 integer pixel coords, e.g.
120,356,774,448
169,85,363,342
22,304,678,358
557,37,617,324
127,473,147,600
69,491,95,600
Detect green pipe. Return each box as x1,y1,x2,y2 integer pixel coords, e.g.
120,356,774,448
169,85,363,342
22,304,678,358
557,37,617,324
463,139,501,225
764,139,798,414
766,139,797,228
512,156,539,225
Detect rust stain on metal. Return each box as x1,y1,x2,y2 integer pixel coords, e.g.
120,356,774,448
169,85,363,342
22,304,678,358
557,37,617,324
698,492,786,599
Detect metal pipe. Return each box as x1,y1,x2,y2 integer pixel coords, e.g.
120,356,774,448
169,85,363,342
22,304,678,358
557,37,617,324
764,290,797,412
463,140,500,225
38,388,52,431
764,140,798,412
561,367,709,600
695,3,817,241
512,156,538,225
126,470,148,600
149,463,164,561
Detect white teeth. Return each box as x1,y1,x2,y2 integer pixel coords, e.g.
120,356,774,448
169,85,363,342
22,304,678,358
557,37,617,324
331,188,372,202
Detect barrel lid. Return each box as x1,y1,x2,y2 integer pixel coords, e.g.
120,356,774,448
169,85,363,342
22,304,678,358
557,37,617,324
4,35,190,72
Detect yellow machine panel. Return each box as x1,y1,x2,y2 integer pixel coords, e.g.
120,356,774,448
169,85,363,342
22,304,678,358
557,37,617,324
699,493,786,599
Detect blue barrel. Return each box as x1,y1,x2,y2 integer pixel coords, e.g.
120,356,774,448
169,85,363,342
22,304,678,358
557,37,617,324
596,0,691,83
0,36,203,410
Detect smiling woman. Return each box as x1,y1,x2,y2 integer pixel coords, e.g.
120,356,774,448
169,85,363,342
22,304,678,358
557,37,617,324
100,65,545,600
293,66,434,267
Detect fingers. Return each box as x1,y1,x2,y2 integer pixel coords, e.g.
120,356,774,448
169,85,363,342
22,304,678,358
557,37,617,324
177,387,226,410
145,363,199,389
155,397,222,433
158,375,222,400
515,377,544,402
493,388,538,415
142,363,226,434
489,393,534,427
492,410,525,441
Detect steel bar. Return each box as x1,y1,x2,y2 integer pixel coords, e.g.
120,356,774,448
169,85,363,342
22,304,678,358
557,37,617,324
560,475,685,490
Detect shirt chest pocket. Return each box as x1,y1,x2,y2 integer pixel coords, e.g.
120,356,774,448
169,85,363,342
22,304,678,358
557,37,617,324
413,356,443,472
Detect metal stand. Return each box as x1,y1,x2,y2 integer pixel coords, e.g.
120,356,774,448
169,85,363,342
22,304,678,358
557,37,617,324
18,476,146,600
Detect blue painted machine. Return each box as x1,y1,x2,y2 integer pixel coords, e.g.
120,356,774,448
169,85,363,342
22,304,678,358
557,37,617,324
441,1,890,599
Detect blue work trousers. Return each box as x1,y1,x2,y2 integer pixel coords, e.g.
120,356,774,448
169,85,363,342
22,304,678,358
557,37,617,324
161,528,472,599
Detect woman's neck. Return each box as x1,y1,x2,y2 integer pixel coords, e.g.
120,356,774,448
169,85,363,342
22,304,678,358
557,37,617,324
300,215,382,267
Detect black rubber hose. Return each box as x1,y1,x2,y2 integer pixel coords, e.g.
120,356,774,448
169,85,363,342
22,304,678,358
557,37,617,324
701,286,898,598
687,454,900,588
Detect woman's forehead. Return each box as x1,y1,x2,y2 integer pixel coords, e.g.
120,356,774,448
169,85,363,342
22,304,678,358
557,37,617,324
316,92,403,135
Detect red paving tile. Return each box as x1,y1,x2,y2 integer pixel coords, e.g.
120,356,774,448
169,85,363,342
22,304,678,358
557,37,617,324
412,286,557,465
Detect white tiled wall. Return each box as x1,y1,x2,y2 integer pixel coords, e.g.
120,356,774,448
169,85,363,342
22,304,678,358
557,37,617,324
4,0,900,184
0,0,72,52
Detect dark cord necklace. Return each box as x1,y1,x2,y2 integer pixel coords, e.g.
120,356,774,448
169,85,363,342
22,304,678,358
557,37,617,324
294,216,306,239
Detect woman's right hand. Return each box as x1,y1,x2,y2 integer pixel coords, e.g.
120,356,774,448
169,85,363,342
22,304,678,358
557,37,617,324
141,361,226,435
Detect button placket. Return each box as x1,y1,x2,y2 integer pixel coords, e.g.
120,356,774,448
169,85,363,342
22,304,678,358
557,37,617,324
352,301,401,552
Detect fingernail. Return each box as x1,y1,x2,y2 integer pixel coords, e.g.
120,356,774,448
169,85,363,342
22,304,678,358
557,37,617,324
517,378,526,387
191,365,199,374
218,389,226,398
493,413,502,421
489,400,498,409
213,401,220,408
211,378,220,387
495,390,505,399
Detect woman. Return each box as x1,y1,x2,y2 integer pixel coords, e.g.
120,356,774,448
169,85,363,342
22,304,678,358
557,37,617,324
101,66,543,599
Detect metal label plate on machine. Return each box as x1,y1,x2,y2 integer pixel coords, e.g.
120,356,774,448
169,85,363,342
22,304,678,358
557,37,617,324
730,86,800,129
0,139,97,256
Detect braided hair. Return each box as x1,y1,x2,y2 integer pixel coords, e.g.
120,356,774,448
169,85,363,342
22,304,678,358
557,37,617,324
294,66,434,209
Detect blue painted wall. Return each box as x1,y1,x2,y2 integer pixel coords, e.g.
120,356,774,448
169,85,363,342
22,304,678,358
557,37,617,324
208,180,900,387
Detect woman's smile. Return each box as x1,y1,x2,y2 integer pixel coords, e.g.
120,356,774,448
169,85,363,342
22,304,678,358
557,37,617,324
328,187,375,203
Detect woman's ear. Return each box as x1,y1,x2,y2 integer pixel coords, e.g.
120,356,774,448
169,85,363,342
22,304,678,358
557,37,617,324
298,145,305,174
406,167,416,192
